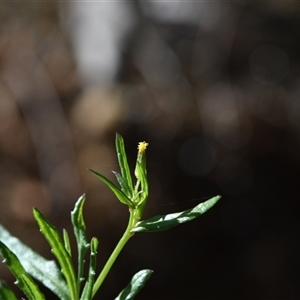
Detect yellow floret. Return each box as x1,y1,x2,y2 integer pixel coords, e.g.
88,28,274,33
138,141,149,154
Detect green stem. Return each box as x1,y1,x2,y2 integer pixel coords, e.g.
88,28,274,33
77,249,84,293
92,209,136,298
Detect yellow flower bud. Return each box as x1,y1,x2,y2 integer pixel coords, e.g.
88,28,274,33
137,141,149,154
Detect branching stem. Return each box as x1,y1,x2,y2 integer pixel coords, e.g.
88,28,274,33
92,209,137,297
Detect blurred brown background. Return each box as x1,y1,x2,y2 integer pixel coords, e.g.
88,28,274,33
0,2,300,299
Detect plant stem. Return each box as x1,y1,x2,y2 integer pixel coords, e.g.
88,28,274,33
92,210,136,298
77,248,84,293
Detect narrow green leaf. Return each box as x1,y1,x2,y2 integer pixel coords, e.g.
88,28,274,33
0,280,18,300
115,133,134,191
80,237,99,300
33,208,78,300
71,194,90,292
63,229,72,257
71,195,87,234
0,224,70,300
0,241,45,300
21,273,46,300
131,195,221,233
135,162,148,204
89,169,135,207
115,269,153,300
112,171,132,198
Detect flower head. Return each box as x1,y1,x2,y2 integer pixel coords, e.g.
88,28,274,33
138,141,149,154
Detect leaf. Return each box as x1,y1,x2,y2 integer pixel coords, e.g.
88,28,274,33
71,194,90,291
21,273,46,300
33,208,78,300
135,162,148,205
89,169,135,208
63,229,72,257
115,133,134,192
112,171,132,198
131,195,221,233
80,237,99,300
0,241,45,300
71,195,88,236
0,280,18,300
0,224,70,300
115,269,153,300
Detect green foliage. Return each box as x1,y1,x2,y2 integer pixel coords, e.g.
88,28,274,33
33,208,78,299
115,133,134,194
0,224,69,300
0,133,220,299
131,195,221,233
88,169,134,207
0,280,18,300
115,269,153,300
80,237,98,300
71,195,90,292
0,241,45,300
